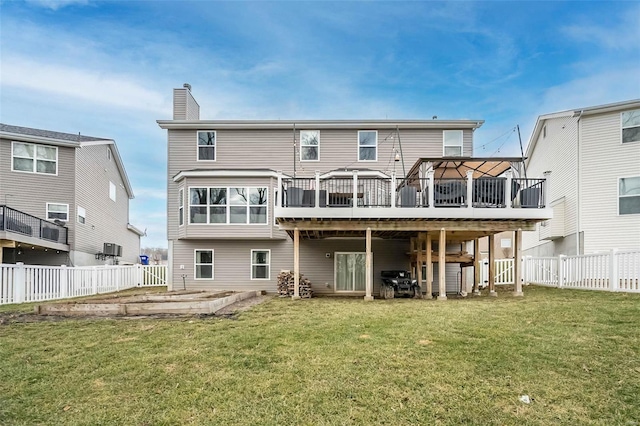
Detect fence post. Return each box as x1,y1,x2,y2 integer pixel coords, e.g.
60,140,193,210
92,266,98,295
610,249,619,292
60,265,68,299
14,262,26,304
558,255,565,288
136,264,143,287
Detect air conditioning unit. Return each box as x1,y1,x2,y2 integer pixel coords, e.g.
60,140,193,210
103,243,122,257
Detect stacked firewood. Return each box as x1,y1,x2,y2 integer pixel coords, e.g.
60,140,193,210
277,270,313,298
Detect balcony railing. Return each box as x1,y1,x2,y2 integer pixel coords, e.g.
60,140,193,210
278,172,546,210
0,205,69,245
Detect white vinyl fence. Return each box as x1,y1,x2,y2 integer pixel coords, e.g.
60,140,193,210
0,263,167,305
480,258,516,287
524,249,640,293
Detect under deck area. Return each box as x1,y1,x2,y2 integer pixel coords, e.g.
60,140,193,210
278,217,534,301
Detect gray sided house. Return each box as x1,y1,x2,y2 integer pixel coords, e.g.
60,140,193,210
522,100,640,257
159,85,552,299
0,124,144,266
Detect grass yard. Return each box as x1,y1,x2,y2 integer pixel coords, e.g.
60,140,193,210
1,286,639,425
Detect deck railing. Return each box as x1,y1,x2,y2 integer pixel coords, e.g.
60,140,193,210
278,172,546,209
0,205,68,245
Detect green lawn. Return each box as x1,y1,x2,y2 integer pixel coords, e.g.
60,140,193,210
1,286,639,425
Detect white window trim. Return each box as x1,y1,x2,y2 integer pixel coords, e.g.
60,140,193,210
188,186,269,226
618,175,640,216
443,130,463,156
300,130,320,162
250,249,271,280
194,249,214,280
197,131,217,162
334,251,370,293
178,188,184,227
11,141,59,176
46,203,69,222
77,206,86,224
109,181,117,202
621,110,640,145
357,130,378,162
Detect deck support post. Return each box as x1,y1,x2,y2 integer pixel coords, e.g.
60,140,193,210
292,227,300,300
473,238,481,295
425,232,433,299
416,232,423,296
364,227,373,301
489,234,497,297
513,229,523,296
437,228,447,301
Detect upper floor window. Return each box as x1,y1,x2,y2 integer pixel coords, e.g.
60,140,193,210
300,130,320,161
46,203,68,221
622,110,640,144
358,130,377,161
197,131,216,161
12,142,57,175
619,176,640,215
109,182,116,202
443,130,463,156
189,186,268,224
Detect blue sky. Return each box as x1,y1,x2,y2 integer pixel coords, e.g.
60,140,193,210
1,0,639,247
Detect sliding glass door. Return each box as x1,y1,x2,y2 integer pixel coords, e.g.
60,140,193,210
335,252,368,292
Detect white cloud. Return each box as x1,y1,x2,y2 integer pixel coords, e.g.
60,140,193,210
1,55,170,115
25,0,89,10
562,6,640,51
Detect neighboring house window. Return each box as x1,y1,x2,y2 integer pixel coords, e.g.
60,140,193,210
109,182,116,201
195,249,214,279
358,131,377,161
619,177,640,215
197,131,216,161
300,130,320,161
77,206,86,224
443,130,463,156
46,203,68,221
189,187,268,224
178,189,184,226
251,249,270,280
622,109,640,144
12,142,57,175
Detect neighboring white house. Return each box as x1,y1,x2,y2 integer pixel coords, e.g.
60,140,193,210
522,100,640,256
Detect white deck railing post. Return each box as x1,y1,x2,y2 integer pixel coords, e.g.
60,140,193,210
60,265,68,299
352,170,359,208
14,262,25,304
610,249,619,292
558,255,565,288
391,171,396,208
276,171,283,208
428,170,435,209
543,171,551,208
466,170,474,208
505,170,513,209
315,170,321,208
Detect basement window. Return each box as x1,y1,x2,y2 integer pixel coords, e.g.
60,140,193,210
251,249,270,280
195,249,214,279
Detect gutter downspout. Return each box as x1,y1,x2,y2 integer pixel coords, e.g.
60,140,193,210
575,110,583,256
